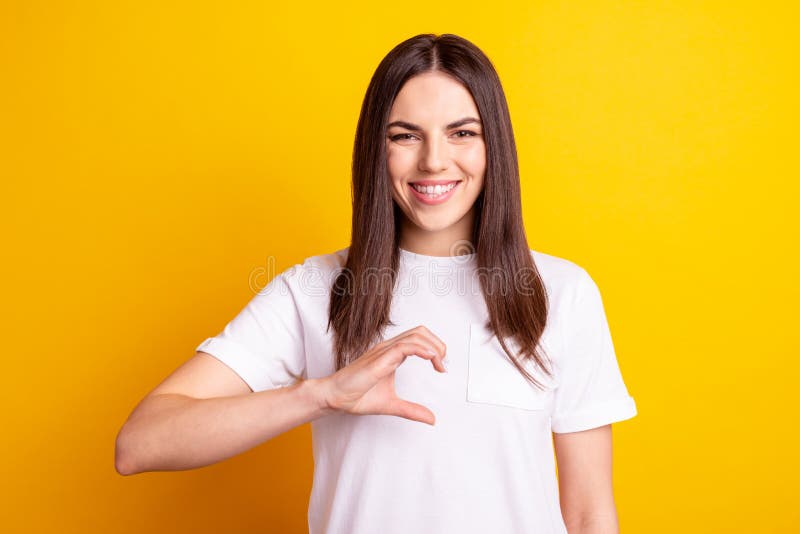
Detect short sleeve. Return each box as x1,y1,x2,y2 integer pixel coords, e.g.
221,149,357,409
195,269,307,393
550,268,637,433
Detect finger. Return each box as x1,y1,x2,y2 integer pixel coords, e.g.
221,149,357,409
387,397,436,426
410,325,447,360
380,341,446,374
385,331,444,361
386,326,447,359
401,332,447,372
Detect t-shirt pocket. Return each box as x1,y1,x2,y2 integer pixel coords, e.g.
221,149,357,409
466,322,555,411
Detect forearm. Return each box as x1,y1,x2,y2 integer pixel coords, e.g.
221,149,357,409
115,378,333,475
565,513,619,534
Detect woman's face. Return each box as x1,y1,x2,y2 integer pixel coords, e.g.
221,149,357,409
386,71,486,248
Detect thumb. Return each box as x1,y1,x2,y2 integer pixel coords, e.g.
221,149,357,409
386,398,436,426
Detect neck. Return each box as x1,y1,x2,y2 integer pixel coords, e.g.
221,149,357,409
398,208,476,257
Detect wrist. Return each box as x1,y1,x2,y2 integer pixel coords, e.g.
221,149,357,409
302,377,337,417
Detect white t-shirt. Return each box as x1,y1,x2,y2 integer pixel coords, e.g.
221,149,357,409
195,246,637,534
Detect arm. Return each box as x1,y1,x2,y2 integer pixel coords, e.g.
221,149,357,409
114,352,334,475
553,424,619,534
115,327,446,475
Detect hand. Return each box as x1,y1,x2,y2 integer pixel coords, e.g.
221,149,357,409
319,325,447,426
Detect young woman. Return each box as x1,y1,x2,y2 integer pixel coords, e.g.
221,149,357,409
115,33,637,534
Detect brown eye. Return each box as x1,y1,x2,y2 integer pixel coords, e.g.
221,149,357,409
454,130,478,138
390,133,417,141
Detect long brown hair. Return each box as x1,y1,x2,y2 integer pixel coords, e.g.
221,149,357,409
327,33,553,389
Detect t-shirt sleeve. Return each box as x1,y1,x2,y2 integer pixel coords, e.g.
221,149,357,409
194,269,307,393
550,268,638,433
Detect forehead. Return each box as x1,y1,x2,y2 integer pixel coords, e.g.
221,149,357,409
389,71,479,124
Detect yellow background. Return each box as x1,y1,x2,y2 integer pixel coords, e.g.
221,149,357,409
2,1,796,532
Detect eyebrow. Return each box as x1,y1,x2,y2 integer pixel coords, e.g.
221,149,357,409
386,117,482,131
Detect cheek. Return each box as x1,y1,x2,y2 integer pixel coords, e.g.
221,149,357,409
459,144,486,175
386,146,416,180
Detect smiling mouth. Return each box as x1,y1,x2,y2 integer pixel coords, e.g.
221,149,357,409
407,180,463,204
409,180,462,196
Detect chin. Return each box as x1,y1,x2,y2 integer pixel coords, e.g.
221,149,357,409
410,213,462,232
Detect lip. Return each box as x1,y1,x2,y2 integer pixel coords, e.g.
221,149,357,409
409,179,461,187
408,180,462,206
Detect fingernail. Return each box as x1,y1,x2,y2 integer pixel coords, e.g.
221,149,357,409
442,357,450,371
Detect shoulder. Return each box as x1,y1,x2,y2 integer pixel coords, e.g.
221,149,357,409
528,248,608,323
280,246,348,275
529,249,610,333
296,246,349,277
529,248,593,296
277,246,350,296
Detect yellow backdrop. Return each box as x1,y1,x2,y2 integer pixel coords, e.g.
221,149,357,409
2,1,796,532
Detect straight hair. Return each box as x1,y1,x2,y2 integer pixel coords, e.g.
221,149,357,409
327,33,553,390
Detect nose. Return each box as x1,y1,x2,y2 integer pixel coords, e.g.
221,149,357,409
418,135,449,173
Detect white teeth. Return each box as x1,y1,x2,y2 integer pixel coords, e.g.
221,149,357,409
411,182,457,197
